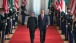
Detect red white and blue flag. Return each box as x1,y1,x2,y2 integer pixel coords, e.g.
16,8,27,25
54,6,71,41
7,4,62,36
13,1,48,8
55,0,66,14
14,0,19,11
2,0,9,13
55,0,63,12
70,0,76,15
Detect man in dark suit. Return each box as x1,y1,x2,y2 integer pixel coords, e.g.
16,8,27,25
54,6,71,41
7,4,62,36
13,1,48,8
38,9,48,43
27,12,37,43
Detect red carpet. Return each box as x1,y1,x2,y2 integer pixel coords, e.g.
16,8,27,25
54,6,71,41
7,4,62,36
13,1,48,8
9,25,64,43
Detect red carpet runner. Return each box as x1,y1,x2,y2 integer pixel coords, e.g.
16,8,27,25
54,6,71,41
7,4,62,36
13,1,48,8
9,25,64,43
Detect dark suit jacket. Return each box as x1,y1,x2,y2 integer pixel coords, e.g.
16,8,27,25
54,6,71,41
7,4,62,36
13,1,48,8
38,15,48,30
21,5,25,10
27,17,37,31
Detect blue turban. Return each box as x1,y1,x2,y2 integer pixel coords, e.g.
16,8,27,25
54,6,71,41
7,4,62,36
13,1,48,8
31,12,35,15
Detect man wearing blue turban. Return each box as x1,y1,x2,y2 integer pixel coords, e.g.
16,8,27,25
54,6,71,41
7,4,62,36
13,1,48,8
27,12,37,43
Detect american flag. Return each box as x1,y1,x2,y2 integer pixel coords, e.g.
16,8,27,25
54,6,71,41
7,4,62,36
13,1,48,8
56,0,63,12
22,0,27,6
70,0,76,15
14,0,19,11
2,0,9,14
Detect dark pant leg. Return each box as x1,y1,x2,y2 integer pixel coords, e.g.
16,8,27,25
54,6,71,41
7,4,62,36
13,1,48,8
50,15,53,25
63,23,65,34
5,19,10,34
61,21,63,33
12,19,13,28
13,20,15,26
12,19,15,27
5,25,9,35
74,35,76,43
62,21,65,34
15,16,18,22
29,30,35,42
5,20,10,35
9,22,11,33
1,31,5,43
40,30,43,43
43,29,46,42
22,15,25,25
56,18,58,25
65,28,68,40
40,28,46,43
7,19,11,33
58,18,60,26
69,31,73,43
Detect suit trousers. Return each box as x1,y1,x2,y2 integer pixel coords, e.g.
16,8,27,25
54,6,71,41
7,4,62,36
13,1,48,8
1,31,5,43
74,35,76,43
12,18,15,28
40,27,46,43
15,16,18,22
5,19,11,35
69,31,73,43
50,15,53,25
29,30,35,42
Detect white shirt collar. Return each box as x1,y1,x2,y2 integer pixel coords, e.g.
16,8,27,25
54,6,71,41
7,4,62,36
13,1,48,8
41,14,44,16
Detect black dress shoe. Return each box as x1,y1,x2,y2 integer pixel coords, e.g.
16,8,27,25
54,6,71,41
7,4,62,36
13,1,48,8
9,33,14,34
60,33,64,35
31,42,34,43
5,38,10,40
43,40,45,42
41,41,44,43
63,39,68,41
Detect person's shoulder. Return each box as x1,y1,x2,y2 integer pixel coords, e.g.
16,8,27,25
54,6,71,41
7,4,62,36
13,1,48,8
44,14,48,16
34,17,37,19
34,17,37,18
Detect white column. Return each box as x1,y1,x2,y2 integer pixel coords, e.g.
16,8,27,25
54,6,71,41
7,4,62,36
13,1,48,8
25,0,30,24
44,0,49,14
33,0,41,15
18,0,21,7
18,0,22,22
26,0,29,14
28,0,33,14
41,0,45,9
